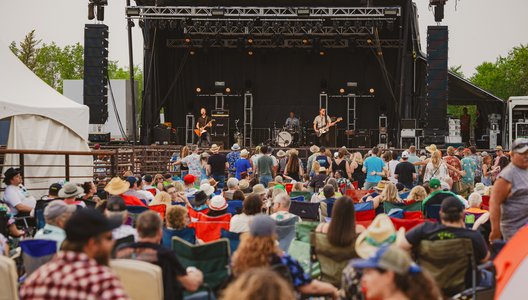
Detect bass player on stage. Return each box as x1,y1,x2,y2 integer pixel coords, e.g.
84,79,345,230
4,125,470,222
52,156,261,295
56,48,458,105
196,107,213,147
313,108,341,147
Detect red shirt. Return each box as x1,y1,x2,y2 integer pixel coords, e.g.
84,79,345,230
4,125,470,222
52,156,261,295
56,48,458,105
121,194,146,207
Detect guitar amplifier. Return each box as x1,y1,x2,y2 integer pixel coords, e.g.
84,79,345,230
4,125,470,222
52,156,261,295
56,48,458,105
211,109,229,136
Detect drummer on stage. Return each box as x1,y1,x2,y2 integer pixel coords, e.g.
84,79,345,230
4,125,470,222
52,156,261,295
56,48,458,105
284,111,300,131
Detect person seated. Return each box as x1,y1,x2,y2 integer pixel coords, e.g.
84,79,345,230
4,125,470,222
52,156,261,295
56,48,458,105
34,200,76,249
2,168,35,216
149,191,173,209
335,170,353,191
190,191,209,212
224,178,240,200
183,174,197,198
400,197,491,286
270,193,299,222
405,186,428,203
123,176,149,203
221,268,296,300
317,196,364,234
318,178,343,198
292,182,307,192
207,195,229,217
134,176,155,203
349,246,442,300
163,205,195,247
165,184,188,205
230,194,263,233
365,182,403,209
309,166,327,192
105,196,138,241
238,179,251,194
116,211,204,300
231,214,338,298
104,177,145,207
465,192,490,231
231,190,245,201
421,178,464,211
319,185,337,219
58,182,86,208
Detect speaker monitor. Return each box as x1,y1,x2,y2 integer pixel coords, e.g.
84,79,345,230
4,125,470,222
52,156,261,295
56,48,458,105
425,26,448,136
84,24,109,125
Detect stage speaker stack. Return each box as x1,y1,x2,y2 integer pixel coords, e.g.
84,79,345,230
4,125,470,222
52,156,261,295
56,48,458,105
84,24,109,125
211,109,230,147
424,26,448,145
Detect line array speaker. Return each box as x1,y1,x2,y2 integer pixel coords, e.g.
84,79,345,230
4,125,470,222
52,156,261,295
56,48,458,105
84,24,109,124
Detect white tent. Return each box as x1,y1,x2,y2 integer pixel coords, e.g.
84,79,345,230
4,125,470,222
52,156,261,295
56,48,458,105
0,40,93,197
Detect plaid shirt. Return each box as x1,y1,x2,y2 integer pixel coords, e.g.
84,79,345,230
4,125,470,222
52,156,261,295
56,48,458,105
20,251,129,300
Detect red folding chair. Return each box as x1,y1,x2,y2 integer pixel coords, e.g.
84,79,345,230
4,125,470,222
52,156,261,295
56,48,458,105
346,190,370,203
355,209,376,222
188,213,231,243
285,183,293,195
149,204,167,221
481,195,490,210
352,181,359,190
390,217,426,231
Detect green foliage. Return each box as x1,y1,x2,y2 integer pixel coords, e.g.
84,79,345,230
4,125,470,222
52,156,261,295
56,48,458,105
449,65,464,78
12,30,41,71
470,44,528,100
447,105,477,128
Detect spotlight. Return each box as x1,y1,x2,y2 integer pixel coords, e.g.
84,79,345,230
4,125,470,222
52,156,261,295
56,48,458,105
302,38,310,45
96,5,105,21
339,88,345,94
88,3,95,20
211,8,225,17
126,7,140,17
196,87,202,93
367,39,373,44
225,87,231,93
189,49,196,55
247,37,254,44
319,50,325,56
248,50,254,56
369,88,375,94
185,37,191,43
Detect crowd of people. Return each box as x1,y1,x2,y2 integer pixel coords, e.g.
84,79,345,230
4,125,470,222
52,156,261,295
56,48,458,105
0,137,527,299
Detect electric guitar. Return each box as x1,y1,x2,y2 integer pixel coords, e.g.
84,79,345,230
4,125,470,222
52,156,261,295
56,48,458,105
316,117,343,137
194,119,215,137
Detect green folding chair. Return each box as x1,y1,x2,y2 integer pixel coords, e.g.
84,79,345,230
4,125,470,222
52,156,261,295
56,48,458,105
288,221,320,278
383,201,422,214
172,236,230,293
290,191,313,201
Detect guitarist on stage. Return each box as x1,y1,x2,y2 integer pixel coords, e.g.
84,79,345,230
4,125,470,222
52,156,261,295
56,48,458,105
313,108,341,147
196,107,213,147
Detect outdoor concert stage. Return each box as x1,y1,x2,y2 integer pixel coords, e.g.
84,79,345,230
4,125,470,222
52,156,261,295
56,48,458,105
130,0,504,149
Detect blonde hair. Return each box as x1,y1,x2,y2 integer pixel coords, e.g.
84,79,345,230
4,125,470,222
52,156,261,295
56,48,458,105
407,186,427,202
447,146,456,156
431,150,442,168
173,181,185,192
232,234,280,277
292,182,304,192
221,268,295,300
353,152,364,165
380,182,401,203
150,191,172,207
181,146,190,158
166,205,188,229
312,161,321,173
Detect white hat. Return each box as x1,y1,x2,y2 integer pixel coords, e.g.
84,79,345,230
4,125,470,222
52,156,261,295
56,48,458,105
319,166,327,172
209,195,227,211
240,149,249,157
231,143,241,151
199,183,215,196
401,151,409,159
252,184,267,195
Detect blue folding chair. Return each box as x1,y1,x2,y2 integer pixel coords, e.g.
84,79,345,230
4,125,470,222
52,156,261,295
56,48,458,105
126,206,150,226
290,195,305,202
425,204,442,222
162,227,196,248
20,239,57,276
226,200,243,215
220,229,241,254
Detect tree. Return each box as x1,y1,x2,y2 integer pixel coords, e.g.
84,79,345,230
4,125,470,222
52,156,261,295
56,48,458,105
470,44,528,100
449,65,464,78
11,30,41,71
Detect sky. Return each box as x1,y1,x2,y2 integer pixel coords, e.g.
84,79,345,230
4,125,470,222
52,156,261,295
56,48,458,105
0,0,527,78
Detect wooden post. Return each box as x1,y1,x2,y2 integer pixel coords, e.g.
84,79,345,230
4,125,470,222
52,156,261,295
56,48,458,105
65,154,70,181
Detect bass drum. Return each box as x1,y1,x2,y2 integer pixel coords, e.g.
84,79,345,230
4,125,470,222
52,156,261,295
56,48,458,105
275,131,292,147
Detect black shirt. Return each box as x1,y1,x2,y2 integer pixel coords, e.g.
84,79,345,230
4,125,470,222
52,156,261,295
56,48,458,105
208,154,227,176
116,242,187,300
197,116,211,129
394,161,415,187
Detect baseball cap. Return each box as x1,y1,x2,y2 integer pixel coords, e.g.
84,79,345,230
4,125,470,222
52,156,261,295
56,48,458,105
512,138,528,154
249,214,276,237
143,174,153,183
441,196,465,214
106,196,127,212
428,178,441,189
65,209,121,242
184,174,196,185
125,176,137,188
48,183,63,197
44,200,76,220
401,151,409,159
351,245,421,275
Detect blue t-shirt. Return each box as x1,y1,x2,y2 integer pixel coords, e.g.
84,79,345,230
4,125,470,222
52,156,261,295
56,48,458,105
234,158,252,180
364,156,384,183
315,155,330,168
461,157,477,184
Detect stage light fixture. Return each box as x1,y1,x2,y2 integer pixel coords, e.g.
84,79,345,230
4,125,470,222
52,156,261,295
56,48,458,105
247,37,254,44
211,8,225,17
185,37,191,43
215,81,226,88
339,88,345,94
319,50,325,56
96,5,105,21
302,38,310,45
367,39,373,44
384,8,399,16
248,50,254,56
347,82,358,88
196,87,202,93
88,3,95,20
126,7,140,17
296,8,311,16
189,49,196,55
369,88,375,94
225,87,231,93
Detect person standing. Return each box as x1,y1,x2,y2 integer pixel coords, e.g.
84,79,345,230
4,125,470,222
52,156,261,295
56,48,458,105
460,107,471,146
227,143,241,178
256,145,275,187
306,145,320,175
362,147,387,190
175,145,202,179
459,148,478,198
444,146,463,194
331,148,352,179
394,151,416,189
313,108,332,147
489,138,528,241
196,107,213,148
207,144,228,190
234,149,252,180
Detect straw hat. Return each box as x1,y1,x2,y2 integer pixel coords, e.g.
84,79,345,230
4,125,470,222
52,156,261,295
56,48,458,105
238,179,250,190
310,145,320,153
240,149,249,158
208,178,218,187
209,195,228,211
425,144,437,153
276,150,286,158
252,184,267,195
104,177,130,195
373,180,389,192
355,214,405,259
231,143,241,151
474,183,486,195
210,144,220,153
319,166,327,173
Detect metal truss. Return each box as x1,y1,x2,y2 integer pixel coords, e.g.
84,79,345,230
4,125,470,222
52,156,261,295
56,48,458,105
127,6,401,20
166,38,401,49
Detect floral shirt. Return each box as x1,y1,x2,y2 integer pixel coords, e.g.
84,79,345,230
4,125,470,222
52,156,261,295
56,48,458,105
226,151,241,175
181,153,202,178
443,155,462,182
461,157,477,184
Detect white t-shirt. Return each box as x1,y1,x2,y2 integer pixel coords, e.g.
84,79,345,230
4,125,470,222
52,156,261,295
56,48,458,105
136,190,155,203
2,185,33,215
112,224,138,241
229,213,253,233
387,159,400,184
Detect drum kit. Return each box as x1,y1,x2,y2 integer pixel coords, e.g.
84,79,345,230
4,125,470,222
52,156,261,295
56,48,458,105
272,122,304,147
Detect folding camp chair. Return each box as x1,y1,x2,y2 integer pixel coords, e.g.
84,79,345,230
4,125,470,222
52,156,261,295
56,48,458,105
220,229,241,254
290,191,312,200
110,259,163,300
290,195,305,202
226,200,243,215
188,213,231,242
276,217,299,252
163,227,196,248
355,209,376,222
288,222,320,277
112,235,135,258
34,199,53,230
149,204,167,221
172,237,230,293
383,201,422,214
0,256,18,300
424,204,442,222
289,201,319,221
20,239,57,276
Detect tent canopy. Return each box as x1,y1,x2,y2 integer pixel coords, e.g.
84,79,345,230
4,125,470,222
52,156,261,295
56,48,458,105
0,40,89,139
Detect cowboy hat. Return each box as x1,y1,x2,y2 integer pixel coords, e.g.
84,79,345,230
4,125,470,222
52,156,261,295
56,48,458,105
355,214,405,259
231,143,241,151
58,182,84,199
252,184,268,195
309,145,320,153
276,150,286,158
208,178,218,187
240,149,249,157
238,179,250,190
104,177,130,195
425,144,437,153
210,144,220,153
